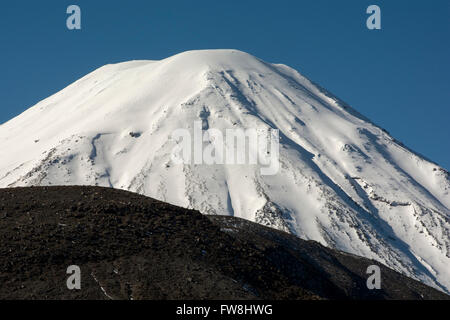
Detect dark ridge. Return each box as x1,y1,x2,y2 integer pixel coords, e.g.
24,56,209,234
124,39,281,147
0,186,447,300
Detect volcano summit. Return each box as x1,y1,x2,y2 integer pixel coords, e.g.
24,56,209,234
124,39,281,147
0,50,448,293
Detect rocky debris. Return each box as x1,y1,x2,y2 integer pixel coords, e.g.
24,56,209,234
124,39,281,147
0,186,447,300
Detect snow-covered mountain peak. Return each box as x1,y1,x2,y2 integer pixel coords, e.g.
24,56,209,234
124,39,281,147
0,50,448,293
162,49,263,68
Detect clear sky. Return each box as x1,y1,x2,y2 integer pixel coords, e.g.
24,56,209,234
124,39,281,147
1,0,449,169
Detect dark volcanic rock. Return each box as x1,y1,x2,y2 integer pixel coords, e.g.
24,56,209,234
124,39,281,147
0,186,447,300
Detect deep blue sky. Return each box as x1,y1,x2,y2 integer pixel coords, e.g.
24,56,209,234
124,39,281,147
1,0,449,169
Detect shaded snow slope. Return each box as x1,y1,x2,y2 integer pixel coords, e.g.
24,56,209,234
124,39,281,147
0,49,448,292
